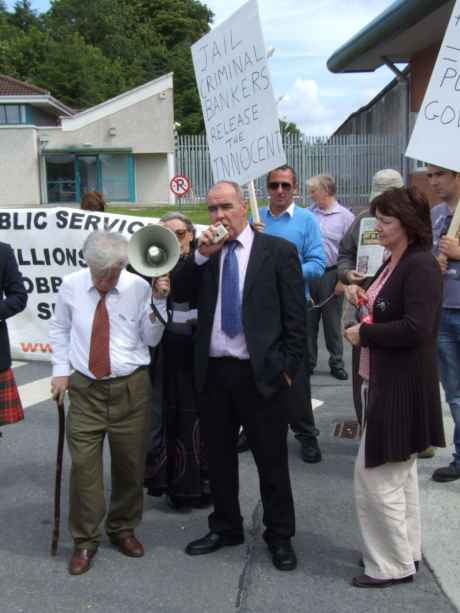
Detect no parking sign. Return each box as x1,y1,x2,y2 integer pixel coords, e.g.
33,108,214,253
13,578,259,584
170,175,191,197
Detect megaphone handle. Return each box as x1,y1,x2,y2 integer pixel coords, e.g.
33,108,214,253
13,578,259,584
152,274,171,299
150,298,172,327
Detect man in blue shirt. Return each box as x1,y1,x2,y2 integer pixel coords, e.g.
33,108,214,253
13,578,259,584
426,163,460,482
256,164,326,463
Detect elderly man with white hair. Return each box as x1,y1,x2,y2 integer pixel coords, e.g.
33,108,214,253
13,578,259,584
307,173,355,381
49,230,169,576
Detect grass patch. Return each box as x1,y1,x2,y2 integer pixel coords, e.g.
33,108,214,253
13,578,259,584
108,204,210,225
108,199,272,226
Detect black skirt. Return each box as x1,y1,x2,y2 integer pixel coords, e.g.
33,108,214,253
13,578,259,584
144,331,209,505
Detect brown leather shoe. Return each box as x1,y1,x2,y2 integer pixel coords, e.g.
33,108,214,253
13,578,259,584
68,548,96,575
110,533,144,557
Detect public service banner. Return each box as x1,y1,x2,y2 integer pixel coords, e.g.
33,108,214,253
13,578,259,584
0,208,159,361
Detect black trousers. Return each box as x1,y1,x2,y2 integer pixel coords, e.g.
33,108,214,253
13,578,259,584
289,368,319,441
290,306,319,442
199,358,295,544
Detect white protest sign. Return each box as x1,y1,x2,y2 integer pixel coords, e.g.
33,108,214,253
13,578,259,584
356,218,385,277
0,208,198,362
406,0,460,170
191,0,286,185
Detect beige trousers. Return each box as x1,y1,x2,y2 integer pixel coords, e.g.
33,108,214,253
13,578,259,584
67,368,152,549
354,427,420,580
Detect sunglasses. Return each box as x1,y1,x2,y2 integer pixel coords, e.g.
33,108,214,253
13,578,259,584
268,181,293,190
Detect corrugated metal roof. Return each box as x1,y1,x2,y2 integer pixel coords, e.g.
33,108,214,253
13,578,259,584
327,0,454,73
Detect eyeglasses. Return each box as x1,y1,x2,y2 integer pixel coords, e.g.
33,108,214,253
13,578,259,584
268,181,293,190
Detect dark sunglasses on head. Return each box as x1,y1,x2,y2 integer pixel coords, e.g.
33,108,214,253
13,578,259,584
268,181,293,190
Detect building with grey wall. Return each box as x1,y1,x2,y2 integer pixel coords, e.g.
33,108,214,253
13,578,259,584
333,72,408,139
0,73,175,207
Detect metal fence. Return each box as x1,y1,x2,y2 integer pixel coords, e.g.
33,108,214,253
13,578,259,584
175,134,404,210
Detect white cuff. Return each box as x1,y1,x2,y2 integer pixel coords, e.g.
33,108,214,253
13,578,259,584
52,365,71,377
195,251,209,266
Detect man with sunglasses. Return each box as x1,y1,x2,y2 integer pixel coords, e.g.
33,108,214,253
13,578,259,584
249,165,326,464
426,163,460,483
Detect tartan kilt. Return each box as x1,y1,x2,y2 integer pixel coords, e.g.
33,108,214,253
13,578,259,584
0,368,24,426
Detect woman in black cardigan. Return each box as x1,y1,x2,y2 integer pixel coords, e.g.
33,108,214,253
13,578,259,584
0,242,28,430
344,187,445,589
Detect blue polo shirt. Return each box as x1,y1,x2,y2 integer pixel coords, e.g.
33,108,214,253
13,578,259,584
258,204,325,297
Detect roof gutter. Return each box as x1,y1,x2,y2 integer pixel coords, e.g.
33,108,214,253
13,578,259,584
327,0,451,73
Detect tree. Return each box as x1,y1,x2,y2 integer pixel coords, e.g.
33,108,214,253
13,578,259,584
1,0,213,132
8,0,41,31
44,0,213,131
280,119,302,138
0,8,25,77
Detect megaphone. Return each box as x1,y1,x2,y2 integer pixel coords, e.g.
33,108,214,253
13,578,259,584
128,224,180,277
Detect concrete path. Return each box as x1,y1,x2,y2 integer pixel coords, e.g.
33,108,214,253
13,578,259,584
1,342,458,613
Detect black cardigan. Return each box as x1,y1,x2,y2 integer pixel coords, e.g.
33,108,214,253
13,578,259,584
359,245,445,468
0,242,28,371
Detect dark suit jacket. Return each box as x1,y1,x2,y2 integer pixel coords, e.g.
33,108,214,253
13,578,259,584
0,242,28,371
359,245,445,467
173,230,306,399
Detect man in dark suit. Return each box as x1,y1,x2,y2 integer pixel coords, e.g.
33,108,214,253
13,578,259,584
173,181,306,571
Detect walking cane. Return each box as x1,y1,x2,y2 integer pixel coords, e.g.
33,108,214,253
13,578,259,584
51,399,65,556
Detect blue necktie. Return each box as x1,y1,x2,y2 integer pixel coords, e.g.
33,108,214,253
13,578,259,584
221,241,242,338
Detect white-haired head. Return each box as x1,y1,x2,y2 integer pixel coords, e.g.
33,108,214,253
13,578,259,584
83,231,128,277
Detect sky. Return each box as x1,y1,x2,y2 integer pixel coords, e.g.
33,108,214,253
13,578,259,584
6,0,399,136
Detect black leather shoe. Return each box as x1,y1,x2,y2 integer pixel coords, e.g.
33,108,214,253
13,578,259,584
185,532,244,556
359,558,419,572
166,495,188,510
432,461,460,482
331,367,348,380
301,441,322,463
191,492,213,509
267,541,297,571
237,431,250,453
352,574,414,588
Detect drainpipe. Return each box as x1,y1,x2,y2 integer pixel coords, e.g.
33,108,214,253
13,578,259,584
37,134,49,205
381,56,410,183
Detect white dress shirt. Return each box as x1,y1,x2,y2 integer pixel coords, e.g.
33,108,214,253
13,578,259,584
49,268,166,378
267,202,295,218
196,223,254,359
